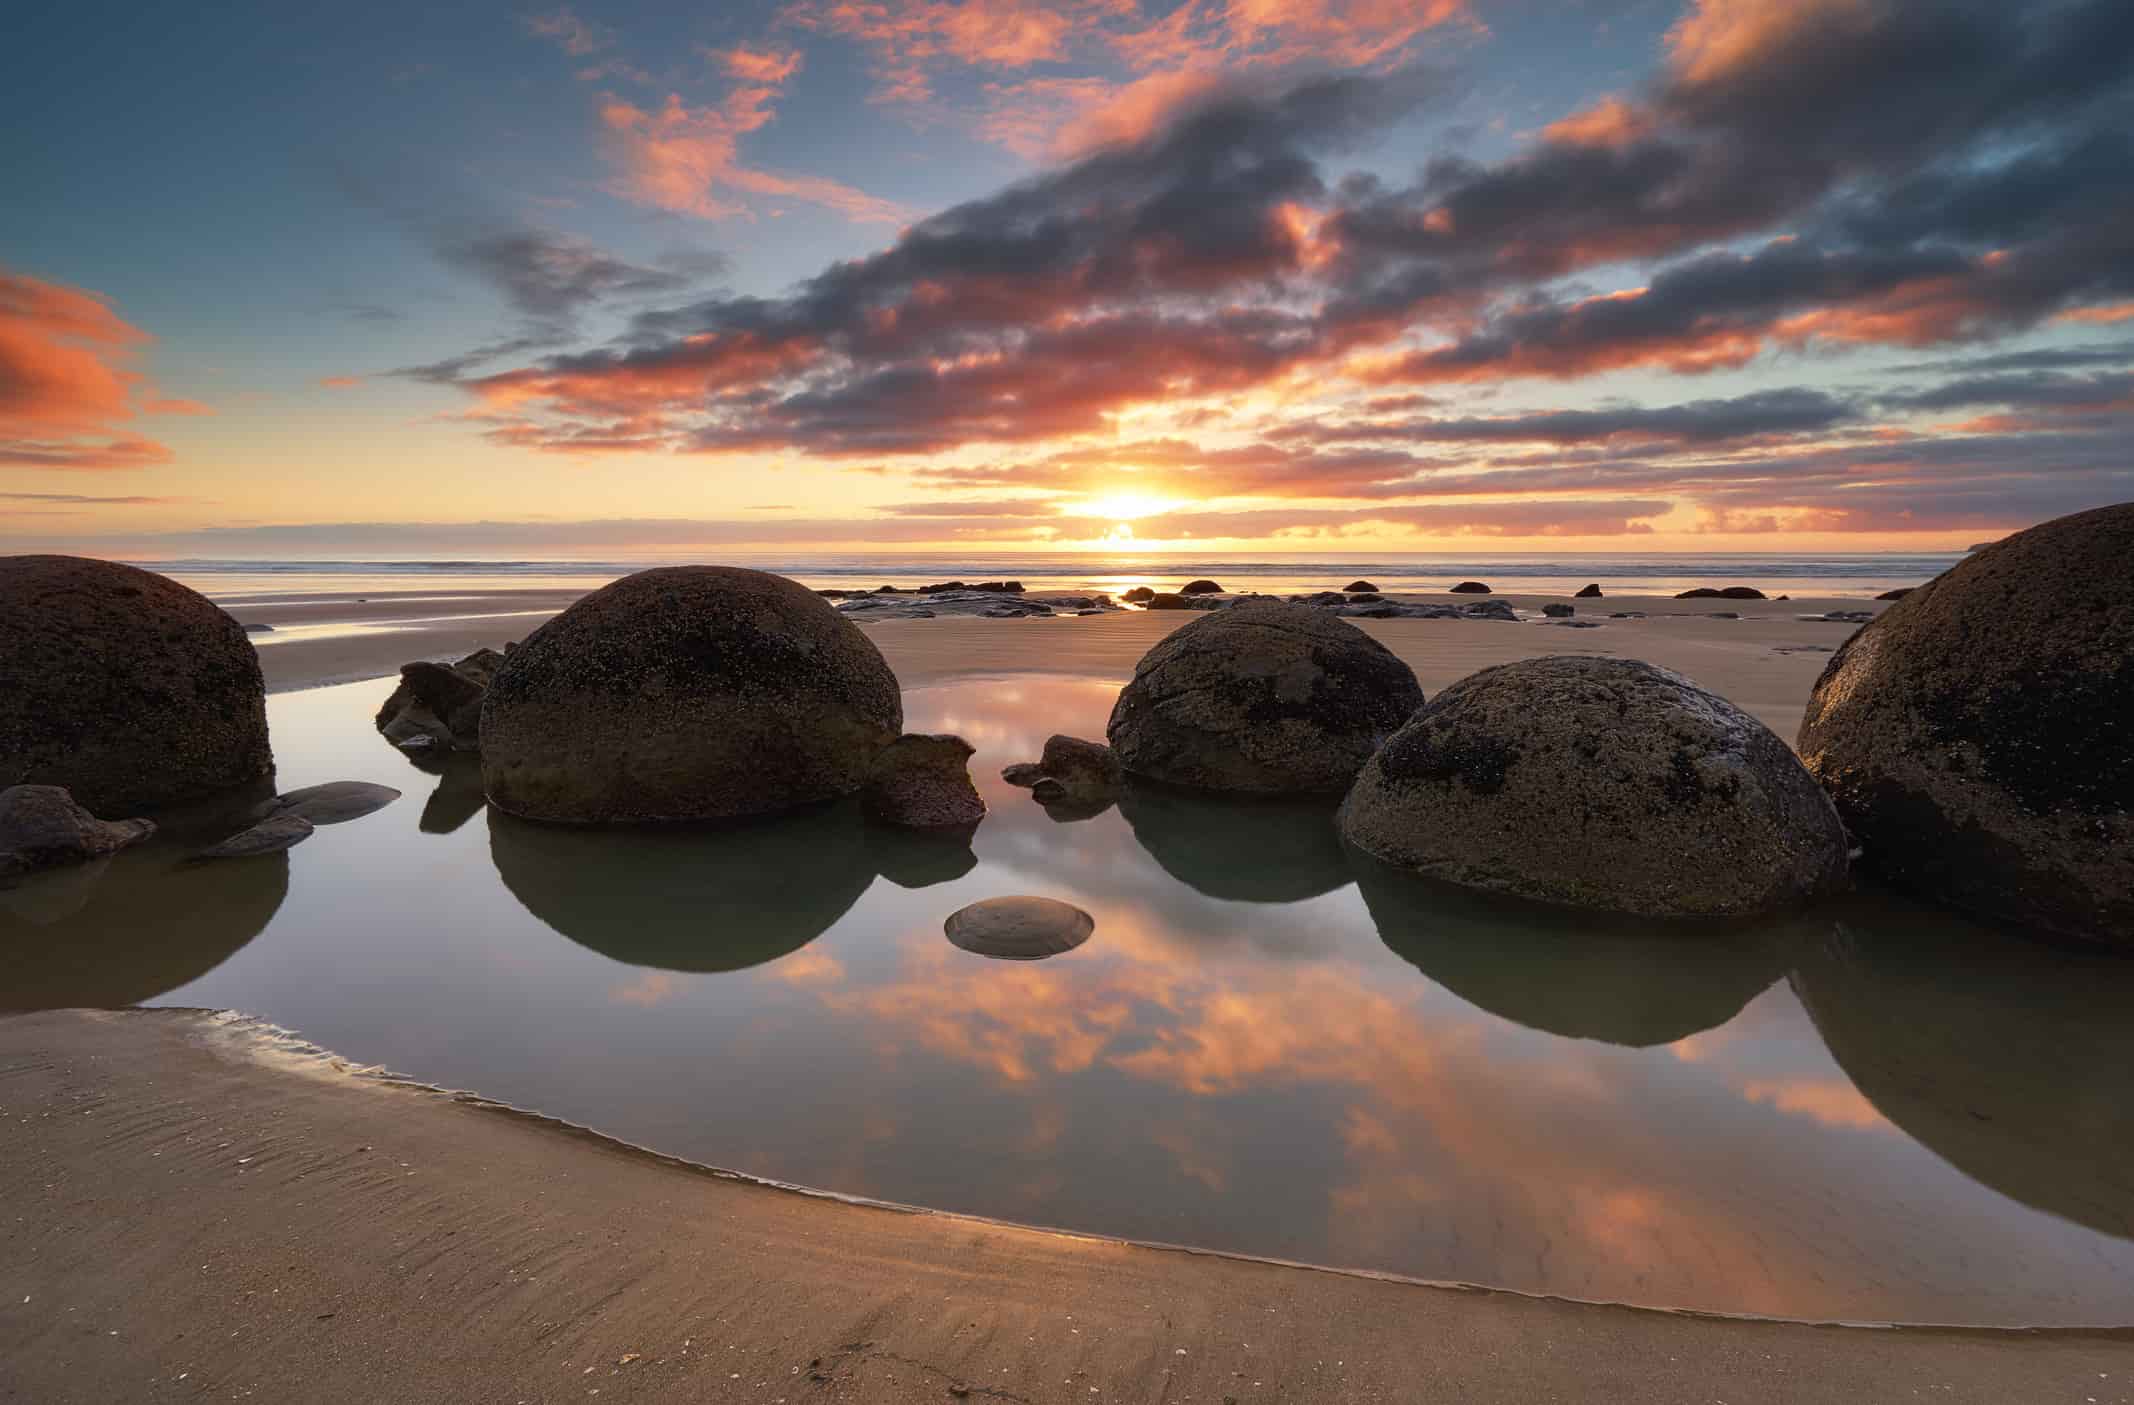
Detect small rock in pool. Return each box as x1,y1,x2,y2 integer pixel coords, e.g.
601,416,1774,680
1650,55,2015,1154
944,896,1094,960
250,780,403,826
196,813,315,860
0,785,156,881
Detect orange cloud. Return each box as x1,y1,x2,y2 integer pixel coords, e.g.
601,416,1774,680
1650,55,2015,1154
2056,301,2134,325
1665,0,1871,88
0,268,198,470
317,375,364,390
597,64,904,223
1542,95,1653,148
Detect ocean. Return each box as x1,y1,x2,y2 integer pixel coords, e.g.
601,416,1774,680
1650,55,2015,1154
147,552,1959,601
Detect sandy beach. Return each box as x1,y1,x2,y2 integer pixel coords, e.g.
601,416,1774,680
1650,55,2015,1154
243,585,1875,739
4,1007,2129,1404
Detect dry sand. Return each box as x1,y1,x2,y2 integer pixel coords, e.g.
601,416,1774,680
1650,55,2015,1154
3,1009,2127,1404
248,586,1870,740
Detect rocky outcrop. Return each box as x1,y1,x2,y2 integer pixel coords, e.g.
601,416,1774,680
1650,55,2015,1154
1448,581,1491,594
862,733,985,829
0,785,155,881
1003,735,1123,809
0,556,272,813
1575,583,1603,598
1107,599,1426,794
376,648,507,752
944,896,1094,960
481,566,903,824
1340,656,1849,918
1797,502,2134,947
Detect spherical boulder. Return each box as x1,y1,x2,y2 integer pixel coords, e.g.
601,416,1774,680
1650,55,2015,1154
1340,656,1848,918
1797,502,2133,946
481,566,903,823
1106,599,1426,794
0,556,271,814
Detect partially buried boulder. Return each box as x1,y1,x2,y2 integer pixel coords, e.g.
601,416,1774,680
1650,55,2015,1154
1541,603,1574,618
1797,502,2134,947
0,556,271,814
1575,583,1603,598
1179,579,1224,595
0,785,155,881
1344,580,1379,594
862,733,985,830
480,567,903,823
1121,586,1156,603
1340,656,1849,918
1448,581,1491,594
1107,599,1426,794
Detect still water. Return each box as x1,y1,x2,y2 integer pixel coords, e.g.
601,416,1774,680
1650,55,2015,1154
4,675,2130,1327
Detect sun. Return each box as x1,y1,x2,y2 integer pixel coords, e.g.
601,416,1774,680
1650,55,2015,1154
1080,491,1175,522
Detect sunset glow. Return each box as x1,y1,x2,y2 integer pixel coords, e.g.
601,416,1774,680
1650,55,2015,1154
4,0,2130,558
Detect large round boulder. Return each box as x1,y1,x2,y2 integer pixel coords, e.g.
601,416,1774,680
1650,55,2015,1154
0,557,272,814
481,566,903,823
1340,656,1848,918
1796,503,2133,946
1105,599,1426,794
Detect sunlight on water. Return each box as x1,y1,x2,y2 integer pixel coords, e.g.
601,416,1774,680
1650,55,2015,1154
3,674,2129,1326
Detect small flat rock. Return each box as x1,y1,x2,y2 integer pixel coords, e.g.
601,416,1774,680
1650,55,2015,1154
251,780,403,826
944,896,1094,961
197,813,315,860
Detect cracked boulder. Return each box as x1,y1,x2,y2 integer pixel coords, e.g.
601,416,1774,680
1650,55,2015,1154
375,647,508,752
1798,502,2134,946
1107,599,1426,794
1340,656,1847,918
862,733,986,830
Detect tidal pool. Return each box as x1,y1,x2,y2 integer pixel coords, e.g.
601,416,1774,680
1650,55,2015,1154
4,674,2131,1326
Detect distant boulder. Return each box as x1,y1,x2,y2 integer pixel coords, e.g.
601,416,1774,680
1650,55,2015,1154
1122,586,1156,603
1575,583,1603,598
1108,599,1426,794
1144,593,1193,609
1541,603,1574,618
862,733,985,830
481,566,903,824
0,785,155,881
0,556,272,814
1798,502,2134,947
1179,579,1224,595
1344,580,1379,593
1676,586,1767,600
1448,581,1491,594
1341,656,1848,918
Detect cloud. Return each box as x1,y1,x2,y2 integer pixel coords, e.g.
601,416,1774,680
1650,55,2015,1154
0,491,179,504
524,6,611,57
429,224,716,319
0,267,201,471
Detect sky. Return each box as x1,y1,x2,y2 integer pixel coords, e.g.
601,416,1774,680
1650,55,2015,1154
3,0,2131,559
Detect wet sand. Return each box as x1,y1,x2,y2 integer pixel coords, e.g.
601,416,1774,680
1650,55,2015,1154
247,586,1873,738
3,1008,2127,1404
